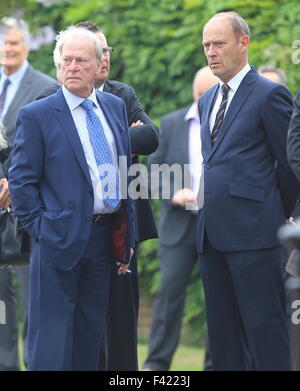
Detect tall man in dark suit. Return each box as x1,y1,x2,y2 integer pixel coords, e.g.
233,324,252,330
0,17,57,371
8,26,134,371
198,11,299,370
75,21,158,371
143,67,218,371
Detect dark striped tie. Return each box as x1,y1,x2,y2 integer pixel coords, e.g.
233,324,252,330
0,78,11,115
211,83,229,144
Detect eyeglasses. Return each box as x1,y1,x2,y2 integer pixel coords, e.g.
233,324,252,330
102,46,113,57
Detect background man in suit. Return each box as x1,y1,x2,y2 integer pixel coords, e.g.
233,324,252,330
0,17,57,371
75,21,158,371
143,66,218,371
8,26,134,371
258,65,287,85
198,11,299,370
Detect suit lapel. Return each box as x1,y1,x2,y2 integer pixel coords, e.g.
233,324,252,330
175,108,190,166
209,68,258,159
103,81,113,94
103,80,122,96
181,121,190,166
54,88,92,185
3,66,33,123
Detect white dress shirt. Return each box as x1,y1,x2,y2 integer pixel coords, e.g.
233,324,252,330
209,63,251,132
185,102,202,196
62,85,119,214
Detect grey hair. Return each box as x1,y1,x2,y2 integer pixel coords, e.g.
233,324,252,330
0,17,30,46
258,65,287,86
53,26,103,68
205,11,250,41
0,121,8,150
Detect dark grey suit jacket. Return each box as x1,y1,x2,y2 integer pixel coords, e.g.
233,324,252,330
104,80,159,242
148,106,196,246
1,64,58,147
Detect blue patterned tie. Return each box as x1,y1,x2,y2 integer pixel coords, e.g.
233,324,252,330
80,99,119,208
0,78,11,115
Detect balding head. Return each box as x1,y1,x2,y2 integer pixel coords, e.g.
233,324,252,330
192,66,219,102
258,65,287,86
204,12,250,42
202,12,250,83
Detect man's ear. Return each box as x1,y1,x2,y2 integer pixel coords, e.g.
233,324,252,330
241,35,250,53
96,60,103,75
23,44,30,58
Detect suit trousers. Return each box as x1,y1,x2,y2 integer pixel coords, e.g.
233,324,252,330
0,265,29,371
98,248,139,371
144,217,200,371
200,235,290,371
28,223,112,371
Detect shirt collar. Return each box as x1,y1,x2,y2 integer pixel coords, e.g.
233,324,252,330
0,60,29,85
62,85,98,111
219,63,251,93
185,102,199,122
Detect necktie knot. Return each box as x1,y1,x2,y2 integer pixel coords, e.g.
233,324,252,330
221,83,229,96
80,98,94,111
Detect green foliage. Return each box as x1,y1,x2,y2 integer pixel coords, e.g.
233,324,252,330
138,238,160,296
3,0,300,344
182,267,207,345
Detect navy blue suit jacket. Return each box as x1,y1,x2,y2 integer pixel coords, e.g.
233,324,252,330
198,67,299,253
8,87,135,271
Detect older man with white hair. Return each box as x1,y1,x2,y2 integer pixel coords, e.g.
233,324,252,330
9,26,134,371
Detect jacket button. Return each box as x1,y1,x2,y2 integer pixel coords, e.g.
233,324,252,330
207,163,211,169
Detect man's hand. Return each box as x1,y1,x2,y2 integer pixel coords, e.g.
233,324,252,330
117,248,134,275
130,120,144,127
286,217,296,225
172,188,197,207
0,178,10,208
